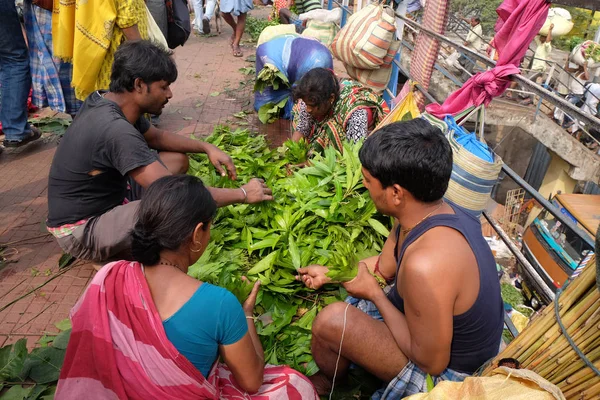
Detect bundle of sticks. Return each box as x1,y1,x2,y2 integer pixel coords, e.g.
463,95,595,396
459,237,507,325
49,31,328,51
482,255,600,399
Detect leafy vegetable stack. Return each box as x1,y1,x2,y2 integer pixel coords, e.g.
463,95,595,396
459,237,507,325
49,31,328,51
187,126,390,374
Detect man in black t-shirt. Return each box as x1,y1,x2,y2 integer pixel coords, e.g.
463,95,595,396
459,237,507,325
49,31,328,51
47,41,272,263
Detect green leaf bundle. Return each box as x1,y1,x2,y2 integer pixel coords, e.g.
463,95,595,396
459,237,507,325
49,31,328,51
187,126,391,374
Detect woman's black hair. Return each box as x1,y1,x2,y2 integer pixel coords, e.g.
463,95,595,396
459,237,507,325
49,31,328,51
131,175,217,265
109,40,178,93
359,119,453,203
292,68,340,107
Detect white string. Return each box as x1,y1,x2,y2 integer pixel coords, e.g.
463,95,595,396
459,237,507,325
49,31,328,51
329,303,350,400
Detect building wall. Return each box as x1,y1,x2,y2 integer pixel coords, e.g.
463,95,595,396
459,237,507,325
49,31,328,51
525,151,578,226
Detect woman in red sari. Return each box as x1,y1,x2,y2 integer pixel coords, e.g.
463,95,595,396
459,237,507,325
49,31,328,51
56,175,318,399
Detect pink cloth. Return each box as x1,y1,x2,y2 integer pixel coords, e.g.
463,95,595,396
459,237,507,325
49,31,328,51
425,65,519,116
55,260,319,400
493,0,549,67
425,0,549,118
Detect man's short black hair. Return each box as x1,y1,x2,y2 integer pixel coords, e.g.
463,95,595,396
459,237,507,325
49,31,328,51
473,17,481,24
109,40,178,93
359,119,453,203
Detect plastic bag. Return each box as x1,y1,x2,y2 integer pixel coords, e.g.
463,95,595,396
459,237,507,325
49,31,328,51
254,36,333,121
376,85,420,130
445,115,494,162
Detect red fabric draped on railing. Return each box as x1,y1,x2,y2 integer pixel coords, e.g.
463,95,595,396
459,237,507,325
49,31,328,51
425,0,550,118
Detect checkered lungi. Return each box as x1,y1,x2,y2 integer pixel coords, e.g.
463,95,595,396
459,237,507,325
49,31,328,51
345,296,470,400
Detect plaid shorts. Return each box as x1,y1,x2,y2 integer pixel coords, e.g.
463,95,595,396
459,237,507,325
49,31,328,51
288,13,305,33
345,296,470,400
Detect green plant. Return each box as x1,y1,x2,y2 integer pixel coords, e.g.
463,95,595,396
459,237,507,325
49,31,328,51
187,126,390,374
0,319,71,399
245,17,280,42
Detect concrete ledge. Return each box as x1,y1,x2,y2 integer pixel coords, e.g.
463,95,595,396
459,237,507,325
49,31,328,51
486,104,600,182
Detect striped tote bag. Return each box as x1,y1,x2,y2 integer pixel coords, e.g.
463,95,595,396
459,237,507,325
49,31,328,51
331,2,396,70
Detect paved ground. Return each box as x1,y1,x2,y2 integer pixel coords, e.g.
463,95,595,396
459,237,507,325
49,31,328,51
0,5,293,350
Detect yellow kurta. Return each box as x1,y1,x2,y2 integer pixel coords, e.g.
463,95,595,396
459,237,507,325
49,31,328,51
52,0,148,101
95,0,149,95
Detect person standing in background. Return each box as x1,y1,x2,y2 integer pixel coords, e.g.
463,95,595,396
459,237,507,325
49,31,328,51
53,0,149,100
456,16,483,78
147,0,169,38
0,0,42,150
192,0,217,35
220,0,253,57
23,0,82,118
506,24,554,104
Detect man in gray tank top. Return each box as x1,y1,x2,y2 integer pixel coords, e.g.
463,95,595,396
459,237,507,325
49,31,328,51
296,119,503,398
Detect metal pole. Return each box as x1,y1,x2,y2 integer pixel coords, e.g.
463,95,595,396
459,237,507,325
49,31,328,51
395,13,600,132
501,164,595,247
482,212,556,302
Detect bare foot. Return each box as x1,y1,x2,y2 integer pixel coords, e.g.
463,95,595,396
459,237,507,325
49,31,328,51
229,34,235,47
308,371,333,396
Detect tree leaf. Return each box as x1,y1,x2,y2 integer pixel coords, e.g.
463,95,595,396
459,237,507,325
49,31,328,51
288,235,301,270
54,319,71,331
25,384,48,400
247,251,279,275
23,347,66,384
0,385,33,400
0,339,27,381
368,219,390,237
210,92,220,97
51,329,71,350
57,253,74,269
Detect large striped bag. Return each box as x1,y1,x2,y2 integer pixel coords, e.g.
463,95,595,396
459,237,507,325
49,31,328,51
344,40,400,93
330,2,396,70
443,114,503,216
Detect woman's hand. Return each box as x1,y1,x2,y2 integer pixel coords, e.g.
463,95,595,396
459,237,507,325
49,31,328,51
204,143,237,180
241,178,274,204
242,279,261,316
296,265,331,290
342,262,384,301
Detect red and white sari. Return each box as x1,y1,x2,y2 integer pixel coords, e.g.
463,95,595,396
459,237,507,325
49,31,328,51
56,261,319,400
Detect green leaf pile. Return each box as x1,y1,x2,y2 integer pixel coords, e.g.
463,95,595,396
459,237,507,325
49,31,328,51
584,42,600,63
245,16,280,42
257,98,288,124
254,64,290,94
187,126,389,374
0,320,71,399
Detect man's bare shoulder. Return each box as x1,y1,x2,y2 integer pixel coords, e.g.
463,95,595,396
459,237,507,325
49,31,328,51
402,225,474,279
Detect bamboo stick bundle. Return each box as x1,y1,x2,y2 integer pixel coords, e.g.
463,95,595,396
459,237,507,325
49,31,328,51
488,263,596,364
533,318,600,373
562,376,600,399
481,255,600,399
528,298,600,374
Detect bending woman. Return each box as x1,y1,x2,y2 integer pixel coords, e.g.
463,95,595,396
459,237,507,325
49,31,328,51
56,175,318,399
292,68,388,152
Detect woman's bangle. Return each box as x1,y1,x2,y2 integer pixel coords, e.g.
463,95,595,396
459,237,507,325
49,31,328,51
245,315,254,320
240,187,248,203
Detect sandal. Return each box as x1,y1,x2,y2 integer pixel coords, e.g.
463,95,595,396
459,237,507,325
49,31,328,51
3,126,42,148
232,47,243,57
